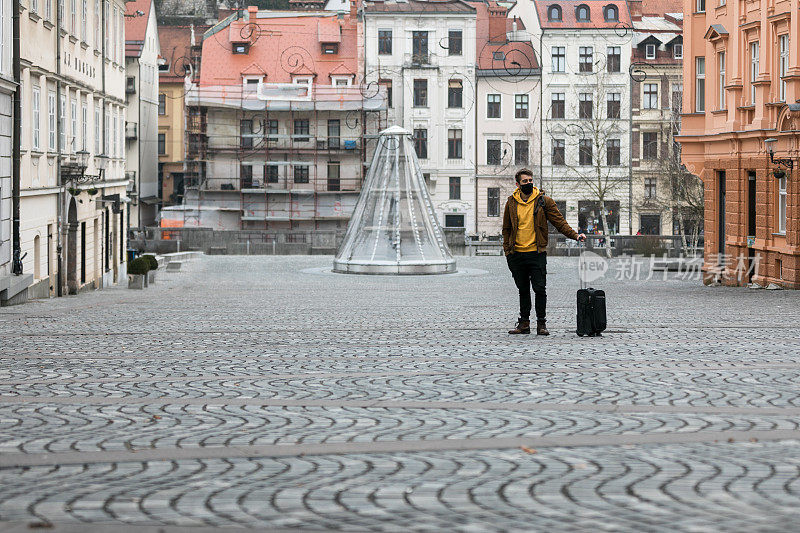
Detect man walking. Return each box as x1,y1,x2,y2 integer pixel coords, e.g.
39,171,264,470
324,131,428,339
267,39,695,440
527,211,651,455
503,169,585,335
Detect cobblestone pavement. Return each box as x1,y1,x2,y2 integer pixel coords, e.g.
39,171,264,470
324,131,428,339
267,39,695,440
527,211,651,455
2,255,800,532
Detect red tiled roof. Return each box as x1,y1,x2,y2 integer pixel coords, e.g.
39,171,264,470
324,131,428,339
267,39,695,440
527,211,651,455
641,0,682,16
199,11,361,87
472,1,538,71
364,0,476,14
534,0,632,29
159,25,209,83
125,0,153,58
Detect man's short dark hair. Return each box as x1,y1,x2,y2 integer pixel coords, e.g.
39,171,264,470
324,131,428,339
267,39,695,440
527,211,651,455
515,168,534,183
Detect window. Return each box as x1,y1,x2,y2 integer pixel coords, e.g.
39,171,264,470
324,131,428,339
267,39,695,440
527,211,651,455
487,94,501,118
448,30,462,56
294,165,309,184
70,0,75,33
696,0,705,12
321,43,338,55
750,42,759,103
157,133,166,155
266,119,278,141
487,139,502,165
59,94,65,151
644,177,656,199
325,119,340,149
579,93,593,119
265,165,279,183
94,104,100,154
607,92,621,118
32,87,40,151
551,93,565,118
718,51,726,109
81,101,87,151
449,176,461,200
81,0,86,40
642,132,658,159
695,57,705,112
444,214,465,228
493,51,505,60
673,43,683,59
240,164,253,188
779,174,787,233
576,4,590,21
328,162,340,191
412,128,427,159
448,79,463,108
603,4,618,21
607,46,620,72
606,139,620,166
378,29,392,55
552,138,565,166
412,31,428,62
514,94,529,118
515,139,529,165
448,129,462,159
293,119,309,142
243,78,259,92
779,35,788,102
645,44,656,60
579,139,592,165
240,119,253,149
548,4,561,21
643,83,658,109
552,46,565,72
487,187,500,217
672,85,683,112
232,43,249,54
379,79,392,107
640,214,660,234
31,0,38,13
158,93,166,115
413,79,427,107
579,47,593,72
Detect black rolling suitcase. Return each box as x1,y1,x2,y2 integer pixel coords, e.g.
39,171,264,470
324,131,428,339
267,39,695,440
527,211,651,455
577,247,607,337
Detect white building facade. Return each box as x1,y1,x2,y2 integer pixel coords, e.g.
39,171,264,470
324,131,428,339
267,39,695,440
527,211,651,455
524,0,633,236
19,0,130,297
364,0,478,233
125,0,160,228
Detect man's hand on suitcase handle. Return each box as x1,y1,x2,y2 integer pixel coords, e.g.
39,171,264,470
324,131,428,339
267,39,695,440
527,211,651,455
577,233,587,242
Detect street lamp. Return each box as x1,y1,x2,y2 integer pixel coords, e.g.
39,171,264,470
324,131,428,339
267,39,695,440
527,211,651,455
764,137,794,177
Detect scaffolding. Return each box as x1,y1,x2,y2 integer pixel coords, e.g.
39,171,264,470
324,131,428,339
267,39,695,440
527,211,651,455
170,81,387,232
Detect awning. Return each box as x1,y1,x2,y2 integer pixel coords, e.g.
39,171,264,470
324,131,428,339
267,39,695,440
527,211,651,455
140,196,162,205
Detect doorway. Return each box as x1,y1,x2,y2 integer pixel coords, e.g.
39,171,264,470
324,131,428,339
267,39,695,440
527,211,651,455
67,198,78,295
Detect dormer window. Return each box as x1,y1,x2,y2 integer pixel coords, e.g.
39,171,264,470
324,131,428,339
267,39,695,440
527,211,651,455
576,4,590,21
493,51,505,60
603,4,618,21
547,4,561,21
322,43,338,54
243,76,262,92
646,44,656,59
233,43,249,55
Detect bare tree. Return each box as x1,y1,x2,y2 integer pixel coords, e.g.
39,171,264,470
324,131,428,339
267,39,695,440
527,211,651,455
544,69,629,256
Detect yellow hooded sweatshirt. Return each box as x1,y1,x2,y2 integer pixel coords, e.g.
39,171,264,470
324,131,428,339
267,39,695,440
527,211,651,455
513,186,540,252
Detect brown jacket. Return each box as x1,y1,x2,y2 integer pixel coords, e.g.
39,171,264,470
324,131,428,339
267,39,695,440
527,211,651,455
502,191,579,255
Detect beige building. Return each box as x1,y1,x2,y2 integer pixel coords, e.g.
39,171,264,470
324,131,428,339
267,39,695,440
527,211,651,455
472,1,540,237
20,0,130,297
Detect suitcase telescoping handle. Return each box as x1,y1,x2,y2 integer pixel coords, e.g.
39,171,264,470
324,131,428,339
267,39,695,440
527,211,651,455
578,240,586,290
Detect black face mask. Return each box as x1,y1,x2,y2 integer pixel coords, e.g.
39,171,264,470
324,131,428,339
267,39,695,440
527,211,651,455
519,183,534,195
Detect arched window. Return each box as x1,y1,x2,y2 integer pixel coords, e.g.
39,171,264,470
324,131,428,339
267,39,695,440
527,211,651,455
603,4,618,21
575,4,590,21
548,4,562,21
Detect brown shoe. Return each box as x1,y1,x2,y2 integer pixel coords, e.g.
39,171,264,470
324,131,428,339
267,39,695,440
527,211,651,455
536,320,550,336
509,319,531,334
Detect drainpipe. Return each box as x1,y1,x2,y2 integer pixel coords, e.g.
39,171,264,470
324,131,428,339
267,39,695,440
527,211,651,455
55,0,64,296
628,61,633,235
11,0,22,275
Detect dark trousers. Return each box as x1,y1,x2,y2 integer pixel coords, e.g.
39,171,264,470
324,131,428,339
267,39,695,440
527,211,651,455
507,251,547,321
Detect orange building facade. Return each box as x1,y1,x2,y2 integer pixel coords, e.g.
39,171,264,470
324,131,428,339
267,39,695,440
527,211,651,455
678,0,800,287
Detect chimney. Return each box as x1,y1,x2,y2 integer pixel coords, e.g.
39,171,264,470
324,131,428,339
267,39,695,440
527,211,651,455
628,0,642,20
247,5,258,19
488,3,508,43
350,0,358,19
